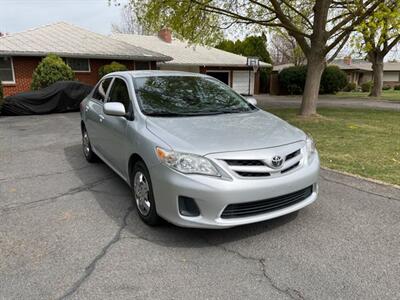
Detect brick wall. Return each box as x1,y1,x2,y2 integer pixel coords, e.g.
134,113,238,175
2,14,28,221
3,56,41,97
3,57,156,97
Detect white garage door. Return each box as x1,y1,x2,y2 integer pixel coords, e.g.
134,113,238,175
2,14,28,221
232,71,254,95
383,72,399,82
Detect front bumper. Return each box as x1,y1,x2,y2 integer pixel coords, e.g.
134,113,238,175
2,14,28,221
149,154,319,229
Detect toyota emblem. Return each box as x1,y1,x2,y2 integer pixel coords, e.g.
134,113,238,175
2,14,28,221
271,155,283,168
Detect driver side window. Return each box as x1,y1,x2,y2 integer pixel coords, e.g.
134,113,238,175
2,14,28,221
93,78,112,102
107,78,131,111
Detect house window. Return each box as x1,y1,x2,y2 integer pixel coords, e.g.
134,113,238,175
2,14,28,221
65,58,90,72
135,61,150,70
0,56,15,83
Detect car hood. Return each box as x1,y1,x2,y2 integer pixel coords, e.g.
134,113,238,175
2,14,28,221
145,110,306,155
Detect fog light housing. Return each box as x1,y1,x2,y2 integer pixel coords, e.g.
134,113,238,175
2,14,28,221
178,196,200,217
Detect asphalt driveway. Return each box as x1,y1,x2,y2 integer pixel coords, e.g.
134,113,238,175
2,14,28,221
0,112,399,300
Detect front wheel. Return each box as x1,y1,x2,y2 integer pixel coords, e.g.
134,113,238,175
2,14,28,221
132,161,161,226
82,126,98,163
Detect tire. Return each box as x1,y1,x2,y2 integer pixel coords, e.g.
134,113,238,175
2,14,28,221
82,126,98,163
132,161,161,226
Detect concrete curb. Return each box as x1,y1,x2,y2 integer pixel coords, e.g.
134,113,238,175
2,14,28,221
321,166,400,190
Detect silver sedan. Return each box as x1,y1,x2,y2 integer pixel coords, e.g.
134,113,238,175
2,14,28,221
80,71,319,228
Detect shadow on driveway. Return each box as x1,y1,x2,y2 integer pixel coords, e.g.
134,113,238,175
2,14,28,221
63,143,299,249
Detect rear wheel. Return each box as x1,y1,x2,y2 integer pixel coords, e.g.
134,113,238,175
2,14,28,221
132,161,161,226
82,126,98,163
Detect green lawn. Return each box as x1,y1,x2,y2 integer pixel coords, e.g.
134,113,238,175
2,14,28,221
335,90,400,101
268,108,400,186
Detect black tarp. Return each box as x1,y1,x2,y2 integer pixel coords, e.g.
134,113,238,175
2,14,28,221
1,81,93,115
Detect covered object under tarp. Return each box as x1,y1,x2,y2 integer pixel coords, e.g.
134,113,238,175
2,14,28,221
1,81,93,115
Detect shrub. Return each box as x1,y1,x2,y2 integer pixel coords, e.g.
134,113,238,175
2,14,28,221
394,85,400,91
278,65,307,95
99,61,128,78
320,66,348,94
343,82,357,92
361,81,372,92
279,65,348,95
382,85,392,90
31,54,74,90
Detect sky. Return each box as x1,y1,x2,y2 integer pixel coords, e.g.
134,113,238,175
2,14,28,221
0,0,128,34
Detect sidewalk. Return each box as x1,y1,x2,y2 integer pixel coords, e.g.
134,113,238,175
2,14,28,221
255,94,400,110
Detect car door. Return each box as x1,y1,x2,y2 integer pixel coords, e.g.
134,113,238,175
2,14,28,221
100,77,133,175
85,77,113,155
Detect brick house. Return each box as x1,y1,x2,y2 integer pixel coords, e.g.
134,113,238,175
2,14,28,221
112,29,271,95
0,22,171,97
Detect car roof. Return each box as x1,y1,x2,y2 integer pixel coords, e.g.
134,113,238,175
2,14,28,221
108,70,209,79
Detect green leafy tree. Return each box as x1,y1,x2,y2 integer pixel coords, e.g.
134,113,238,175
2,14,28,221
354,0,400,97
217,35,272,64
31,54,75,90
99,61,128,78
130,0,381,117
216,35,272,92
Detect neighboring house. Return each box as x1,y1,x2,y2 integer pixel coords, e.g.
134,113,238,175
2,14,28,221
112,29,271,95
0,22,171,97
332,57,400,87
271,57,400,94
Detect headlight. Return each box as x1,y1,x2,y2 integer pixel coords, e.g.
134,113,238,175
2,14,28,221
155,147,220,176
305,135,316,160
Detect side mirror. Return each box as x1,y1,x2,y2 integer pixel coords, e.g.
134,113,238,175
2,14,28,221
103,102,126,116
244,96,257,106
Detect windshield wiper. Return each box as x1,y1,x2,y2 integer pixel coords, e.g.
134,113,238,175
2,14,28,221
145,111,191,117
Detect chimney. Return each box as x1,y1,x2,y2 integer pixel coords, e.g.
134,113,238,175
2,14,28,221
343,56,352,65
158,28,172,43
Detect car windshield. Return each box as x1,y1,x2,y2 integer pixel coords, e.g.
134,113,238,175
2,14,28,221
133,76,256,116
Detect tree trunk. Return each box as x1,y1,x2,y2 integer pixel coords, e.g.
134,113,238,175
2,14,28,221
300,57,325,116
369,54,384,97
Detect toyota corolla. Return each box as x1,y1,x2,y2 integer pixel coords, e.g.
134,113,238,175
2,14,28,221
80,71,319,228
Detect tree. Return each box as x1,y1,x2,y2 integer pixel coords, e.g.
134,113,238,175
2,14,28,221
130,0,381,116
269,29,306,66
31,54,74,90
111,3,148,34
216,34,272,64
354,0,400,97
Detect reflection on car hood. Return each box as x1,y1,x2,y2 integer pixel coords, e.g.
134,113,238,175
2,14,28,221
145,110,306,155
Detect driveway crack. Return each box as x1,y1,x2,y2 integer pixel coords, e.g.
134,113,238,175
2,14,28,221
199,236,305,300
0,176,115,214
58,206,134,300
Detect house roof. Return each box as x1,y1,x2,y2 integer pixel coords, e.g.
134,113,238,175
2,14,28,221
0,22,172,61
273,60,400,72
111,33,271,68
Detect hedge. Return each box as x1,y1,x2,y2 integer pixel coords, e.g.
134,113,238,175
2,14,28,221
31,54,75,90
278,65,348,95
361,81,372,92
99,61,128,78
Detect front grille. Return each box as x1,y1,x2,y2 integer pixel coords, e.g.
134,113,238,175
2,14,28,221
221,186,313,219
221,148,302,178
236,171,271,177
286,149,301,160
281,162,300,174
224,160,264,166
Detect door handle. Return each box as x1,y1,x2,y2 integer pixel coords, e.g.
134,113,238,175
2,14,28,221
85,105,89,112
99,115,105,123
